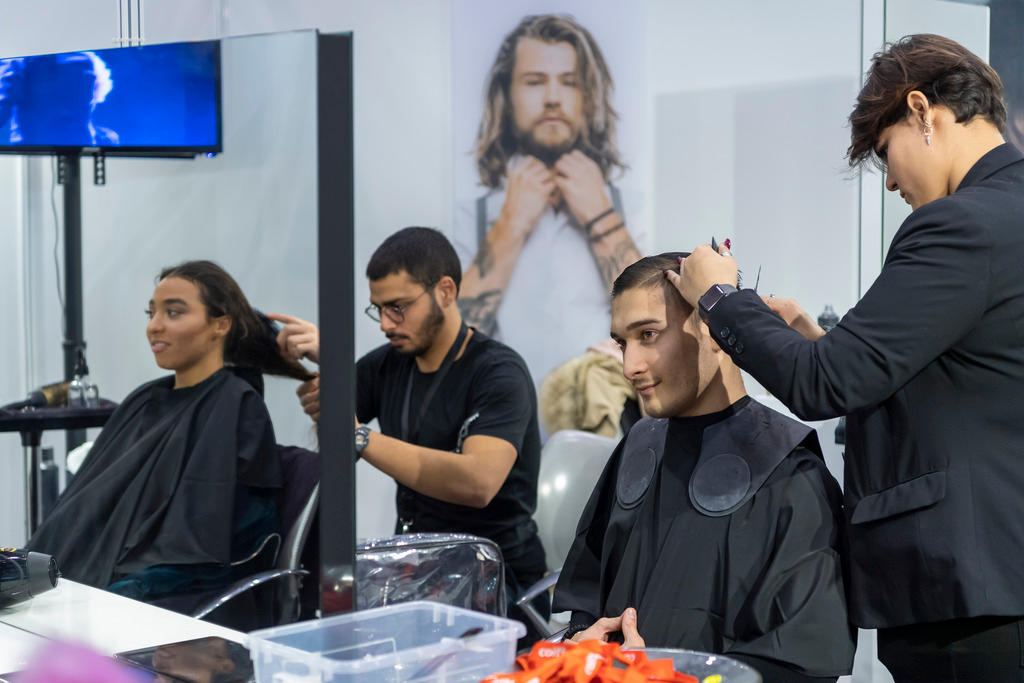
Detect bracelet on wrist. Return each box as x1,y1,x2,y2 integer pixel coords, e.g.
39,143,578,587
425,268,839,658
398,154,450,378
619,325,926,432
582,207,616,234
588,221,625,243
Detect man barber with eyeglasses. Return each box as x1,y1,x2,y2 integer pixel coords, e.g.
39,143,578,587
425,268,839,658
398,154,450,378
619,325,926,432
269,226,547,635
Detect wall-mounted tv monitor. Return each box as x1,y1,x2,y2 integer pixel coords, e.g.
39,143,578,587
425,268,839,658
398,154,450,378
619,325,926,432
0,39,221,156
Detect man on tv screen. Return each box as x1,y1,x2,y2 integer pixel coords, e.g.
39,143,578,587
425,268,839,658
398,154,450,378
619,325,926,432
0,52,119,146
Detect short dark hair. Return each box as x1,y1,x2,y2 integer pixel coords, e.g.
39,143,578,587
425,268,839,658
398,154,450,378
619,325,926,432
611,252,692,315
365,227,462,294
848,34,1006,169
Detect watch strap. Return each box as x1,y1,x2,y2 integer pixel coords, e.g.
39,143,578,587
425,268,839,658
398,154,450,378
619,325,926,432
354,425,371,459
699,284,738,323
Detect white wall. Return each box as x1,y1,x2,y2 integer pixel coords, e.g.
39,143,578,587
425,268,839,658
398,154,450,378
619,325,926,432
0,157,29,544
648,0,862,324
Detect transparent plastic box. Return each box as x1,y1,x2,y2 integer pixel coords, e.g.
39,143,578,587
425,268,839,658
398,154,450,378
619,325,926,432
247,601,525,683
643,649,762,682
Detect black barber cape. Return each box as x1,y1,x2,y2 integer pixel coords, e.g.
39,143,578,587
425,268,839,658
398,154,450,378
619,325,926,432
28,368,281,588
553,397,855,678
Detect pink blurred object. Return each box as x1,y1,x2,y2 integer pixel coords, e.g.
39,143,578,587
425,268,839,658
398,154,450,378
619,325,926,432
16,641,145,683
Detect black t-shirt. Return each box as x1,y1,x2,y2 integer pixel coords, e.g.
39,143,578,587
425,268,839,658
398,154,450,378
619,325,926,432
356,329,544,572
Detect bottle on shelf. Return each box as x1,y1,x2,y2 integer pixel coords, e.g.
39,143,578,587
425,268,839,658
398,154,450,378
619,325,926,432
817,304,839,332
67,350,99,408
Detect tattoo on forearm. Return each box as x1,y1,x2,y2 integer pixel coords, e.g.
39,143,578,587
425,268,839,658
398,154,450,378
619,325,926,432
472,241,496,278
594,238,640,288
458,290,502,335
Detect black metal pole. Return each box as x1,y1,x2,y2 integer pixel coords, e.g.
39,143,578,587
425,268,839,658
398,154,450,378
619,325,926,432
316,32,356,614
61,153,86,452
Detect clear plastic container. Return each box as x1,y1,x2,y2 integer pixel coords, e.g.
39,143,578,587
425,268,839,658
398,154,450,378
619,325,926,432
247,601,525,683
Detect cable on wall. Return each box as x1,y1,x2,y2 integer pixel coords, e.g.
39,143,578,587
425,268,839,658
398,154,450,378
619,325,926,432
49,157,66,340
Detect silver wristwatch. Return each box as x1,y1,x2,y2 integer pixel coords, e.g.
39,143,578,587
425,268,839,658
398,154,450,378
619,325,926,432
354,424,371,458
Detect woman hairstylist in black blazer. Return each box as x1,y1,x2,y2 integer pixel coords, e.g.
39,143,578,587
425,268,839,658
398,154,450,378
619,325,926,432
670,34,1024,682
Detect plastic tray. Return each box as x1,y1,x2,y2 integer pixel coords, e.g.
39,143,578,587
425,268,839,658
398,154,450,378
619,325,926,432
247,601,525,682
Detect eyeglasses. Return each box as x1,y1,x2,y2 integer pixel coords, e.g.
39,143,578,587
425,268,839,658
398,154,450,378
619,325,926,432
364,289,430,324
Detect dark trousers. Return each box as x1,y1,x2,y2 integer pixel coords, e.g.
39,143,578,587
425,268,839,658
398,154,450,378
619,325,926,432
878,615,1024,682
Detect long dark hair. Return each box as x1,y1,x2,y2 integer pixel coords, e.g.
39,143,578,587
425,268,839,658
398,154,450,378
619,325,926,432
475,13,626,188
158,260,314,382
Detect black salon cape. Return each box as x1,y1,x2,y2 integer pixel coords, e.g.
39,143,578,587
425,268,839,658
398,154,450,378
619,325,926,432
28,369,281,588
553,399,854,678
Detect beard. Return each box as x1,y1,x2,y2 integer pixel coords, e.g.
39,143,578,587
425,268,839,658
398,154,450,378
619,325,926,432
514,121,579,167
391,295,445,357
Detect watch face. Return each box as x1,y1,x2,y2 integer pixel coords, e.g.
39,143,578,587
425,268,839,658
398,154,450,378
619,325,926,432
699,287,722,313
699,284,736,321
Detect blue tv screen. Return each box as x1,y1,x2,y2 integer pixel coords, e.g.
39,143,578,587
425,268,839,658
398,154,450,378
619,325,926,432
0,40,220,155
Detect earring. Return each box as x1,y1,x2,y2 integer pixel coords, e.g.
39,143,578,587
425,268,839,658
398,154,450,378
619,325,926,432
924,121,933,146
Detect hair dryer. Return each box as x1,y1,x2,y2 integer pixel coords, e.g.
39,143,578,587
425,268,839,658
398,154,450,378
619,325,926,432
1,381,70,411
0,547,58,607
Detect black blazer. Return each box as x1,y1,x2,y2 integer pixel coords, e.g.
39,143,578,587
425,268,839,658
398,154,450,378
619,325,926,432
706,143,1024,629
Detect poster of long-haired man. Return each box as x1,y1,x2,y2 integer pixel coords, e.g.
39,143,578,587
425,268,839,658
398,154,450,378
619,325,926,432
452,3,647,392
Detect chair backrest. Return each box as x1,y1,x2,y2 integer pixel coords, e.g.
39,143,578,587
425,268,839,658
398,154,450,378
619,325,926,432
273,446,320,621
534,430,618,572
281,482,318,571
276,445,320,534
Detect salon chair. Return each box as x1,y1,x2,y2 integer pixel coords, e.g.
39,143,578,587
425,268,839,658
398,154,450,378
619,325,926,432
189,445,320,628
514,429,618,638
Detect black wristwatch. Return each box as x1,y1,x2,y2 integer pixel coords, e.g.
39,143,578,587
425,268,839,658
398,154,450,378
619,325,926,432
698,284,738,323
354,424,371,459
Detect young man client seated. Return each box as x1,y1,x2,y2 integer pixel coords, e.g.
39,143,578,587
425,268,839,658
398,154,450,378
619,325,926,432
553,253,855,682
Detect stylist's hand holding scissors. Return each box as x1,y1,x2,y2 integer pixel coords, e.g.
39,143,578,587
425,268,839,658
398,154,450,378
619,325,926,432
665,240,738,309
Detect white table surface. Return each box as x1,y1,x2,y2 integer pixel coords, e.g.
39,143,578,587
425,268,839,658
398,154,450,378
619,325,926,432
0,579,244,673
0,623,48,674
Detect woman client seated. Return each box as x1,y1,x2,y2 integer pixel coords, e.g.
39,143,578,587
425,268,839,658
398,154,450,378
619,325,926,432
28,260,313,615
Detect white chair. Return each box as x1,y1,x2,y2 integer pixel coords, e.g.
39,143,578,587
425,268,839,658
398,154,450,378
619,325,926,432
515,429,618,636
535,430,618,571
